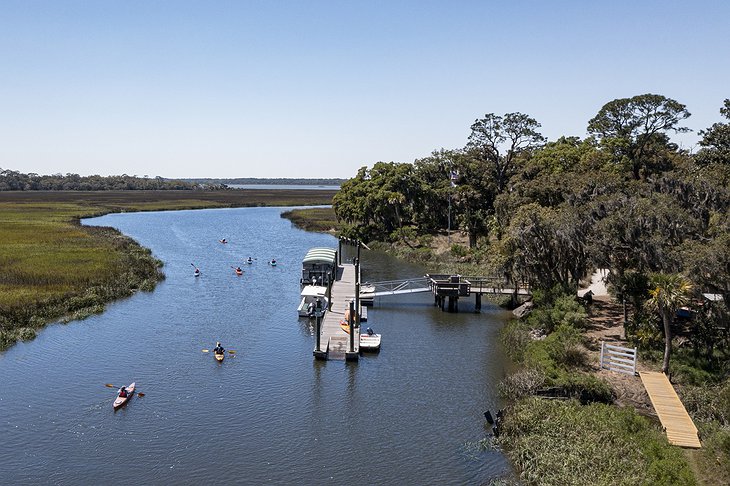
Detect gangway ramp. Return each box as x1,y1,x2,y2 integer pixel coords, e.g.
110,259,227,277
360,277,431,299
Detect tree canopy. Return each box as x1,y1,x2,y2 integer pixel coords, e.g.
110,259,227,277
333,94,729,344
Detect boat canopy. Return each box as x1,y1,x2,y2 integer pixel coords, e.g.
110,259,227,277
300,285,328,297
302,247,337,265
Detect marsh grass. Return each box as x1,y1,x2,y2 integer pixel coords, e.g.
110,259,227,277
496,398,696,486
281,207,340,233
0,201,165,349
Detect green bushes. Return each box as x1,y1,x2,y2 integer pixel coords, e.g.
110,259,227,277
496,398,696,486
525,291,588,333
501,317,613,403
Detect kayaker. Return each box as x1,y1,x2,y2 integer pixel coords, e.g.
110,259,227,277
247,257,253,264
367,327,374,336
213,342,225,354
236,266,242,273
270,259,277,265
118,386,128,398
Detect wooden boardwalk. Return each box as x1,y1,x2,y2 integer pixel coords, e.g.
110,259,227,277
640,371,701,448
314,263,358,360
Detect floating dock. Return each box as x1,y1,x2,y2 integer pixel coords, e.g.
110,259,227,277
314,263,359,361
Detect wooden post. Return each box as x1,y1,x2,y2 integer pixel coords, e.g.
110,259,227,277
338,239,342,265
314,298,324,358
348,300,355,353
475,293,481,311
354,249,361,329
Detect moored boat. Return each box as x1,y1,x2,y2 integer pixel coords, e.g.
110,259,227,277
359,329,381,351
113,382,135,409
297,285,328,317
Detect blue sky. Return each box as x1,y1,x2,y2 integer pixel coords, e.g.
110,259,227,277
1,1,728,178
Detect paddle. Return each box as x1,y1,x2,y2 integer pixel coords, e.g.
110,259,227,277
203,349,235,354
105,384,144,397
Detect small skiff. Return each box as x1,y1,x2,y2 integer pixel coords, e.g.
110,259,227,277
113,382,135,409
359,333,381,351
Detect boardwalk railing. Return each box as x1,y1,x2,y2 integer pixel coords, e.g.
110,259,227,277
599,342,637,376
361,277,431,297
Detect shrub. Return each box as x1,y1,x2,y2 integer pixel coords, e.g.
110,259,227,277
499,368,546,401
526,293,587,333
17,327,36,341
450,243,468,258
500,319,533,362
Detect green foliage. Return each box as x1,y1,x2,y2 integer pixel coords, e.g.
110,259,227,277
0,168,214,191
696,99,730,166
526,292,587,333
496,398,696,486
587,93,691,180
449,243,468,258
500,319,533,362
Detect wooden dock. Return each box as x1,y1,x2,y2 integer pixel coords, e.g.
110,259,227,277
314,263,359,361
640,371,701,448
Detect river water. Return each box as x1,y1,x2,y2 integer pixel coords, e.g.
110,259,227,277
0,207,512,484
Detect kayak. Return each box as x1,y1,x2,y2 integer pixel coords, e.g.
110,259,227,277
194,270,200,277
214,352,225,362
113,382,135,409
235,269,243,276
269,261,277,266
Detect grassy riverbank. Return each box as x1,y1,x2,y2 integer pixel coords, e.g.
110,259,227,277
0,190,336,350
492,295,730,485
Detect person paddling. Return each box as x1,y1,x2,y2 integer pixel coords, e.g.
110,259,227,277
247,257,253,264
213,342,225,355
118,386,128,398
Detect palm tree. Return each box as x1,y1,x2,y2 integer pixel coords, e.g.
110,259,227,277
646,273,693,375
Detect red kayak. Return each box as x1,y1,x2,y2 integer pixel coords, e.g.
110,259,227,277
113,382,135,409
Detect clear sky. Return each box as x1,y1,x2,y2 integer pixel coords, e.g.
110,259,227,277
1,1,728,179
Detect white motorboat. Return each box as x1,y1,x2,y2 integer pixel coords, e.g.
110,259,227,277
359,328,381,351
297,285,328,317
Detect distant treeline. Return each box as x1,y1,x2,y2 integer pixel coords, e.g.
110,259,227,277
0,169,225,191
183,177,344,186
